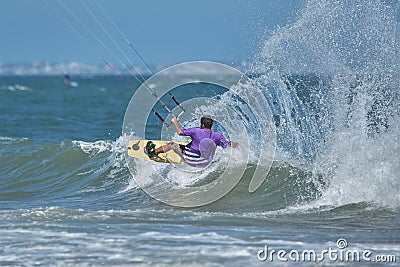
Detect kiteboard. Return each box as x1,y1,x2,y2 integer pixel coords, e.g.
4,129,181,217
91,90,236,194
127,140,188,164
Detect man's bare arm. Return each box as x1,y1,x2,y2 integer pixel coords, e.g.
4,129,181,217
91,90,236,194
171,117,182,135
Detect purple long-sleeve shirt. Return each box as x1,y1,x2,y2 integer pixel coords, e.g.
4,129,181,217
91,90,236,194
181,128,231,167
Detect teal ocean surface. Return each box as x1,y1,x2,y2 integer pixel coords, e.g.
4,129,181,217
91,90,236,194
1,1,399,266
1,73,398,265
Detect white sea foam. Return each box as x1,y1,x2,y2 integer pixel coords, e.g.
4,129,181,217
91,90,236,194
73,139,115,155
313,123,400,209
0,136,28,141
0,84,32,91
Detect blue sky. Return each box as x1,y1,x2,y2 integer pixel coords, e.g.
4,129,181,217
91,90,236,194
0,0,304,65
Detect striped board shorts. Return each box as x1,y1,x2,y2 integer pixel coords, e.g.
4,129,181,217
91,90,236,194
172,142,213,168
182,149,211,166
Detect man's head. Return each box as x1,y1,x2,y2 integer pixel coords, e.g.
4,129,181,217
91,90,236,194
201,115,213,129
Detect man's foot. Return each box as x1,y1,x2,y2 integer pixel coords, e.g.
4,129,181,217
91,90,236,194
145,141,157,158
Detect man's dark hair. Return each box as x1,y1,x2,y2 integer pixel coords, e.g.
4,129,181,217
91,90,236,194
201,116,213,129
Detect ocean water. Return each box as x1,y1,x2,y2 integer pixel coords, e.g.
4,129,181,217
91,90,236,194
1,1,400,266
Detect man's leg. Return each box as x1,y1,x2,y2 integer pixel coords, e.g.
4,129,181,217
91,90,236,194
155,142,175,154
157,142,184,157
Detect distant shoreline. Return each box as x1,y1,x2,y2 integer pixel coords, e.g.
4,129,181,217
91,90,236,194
0,61,249,76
